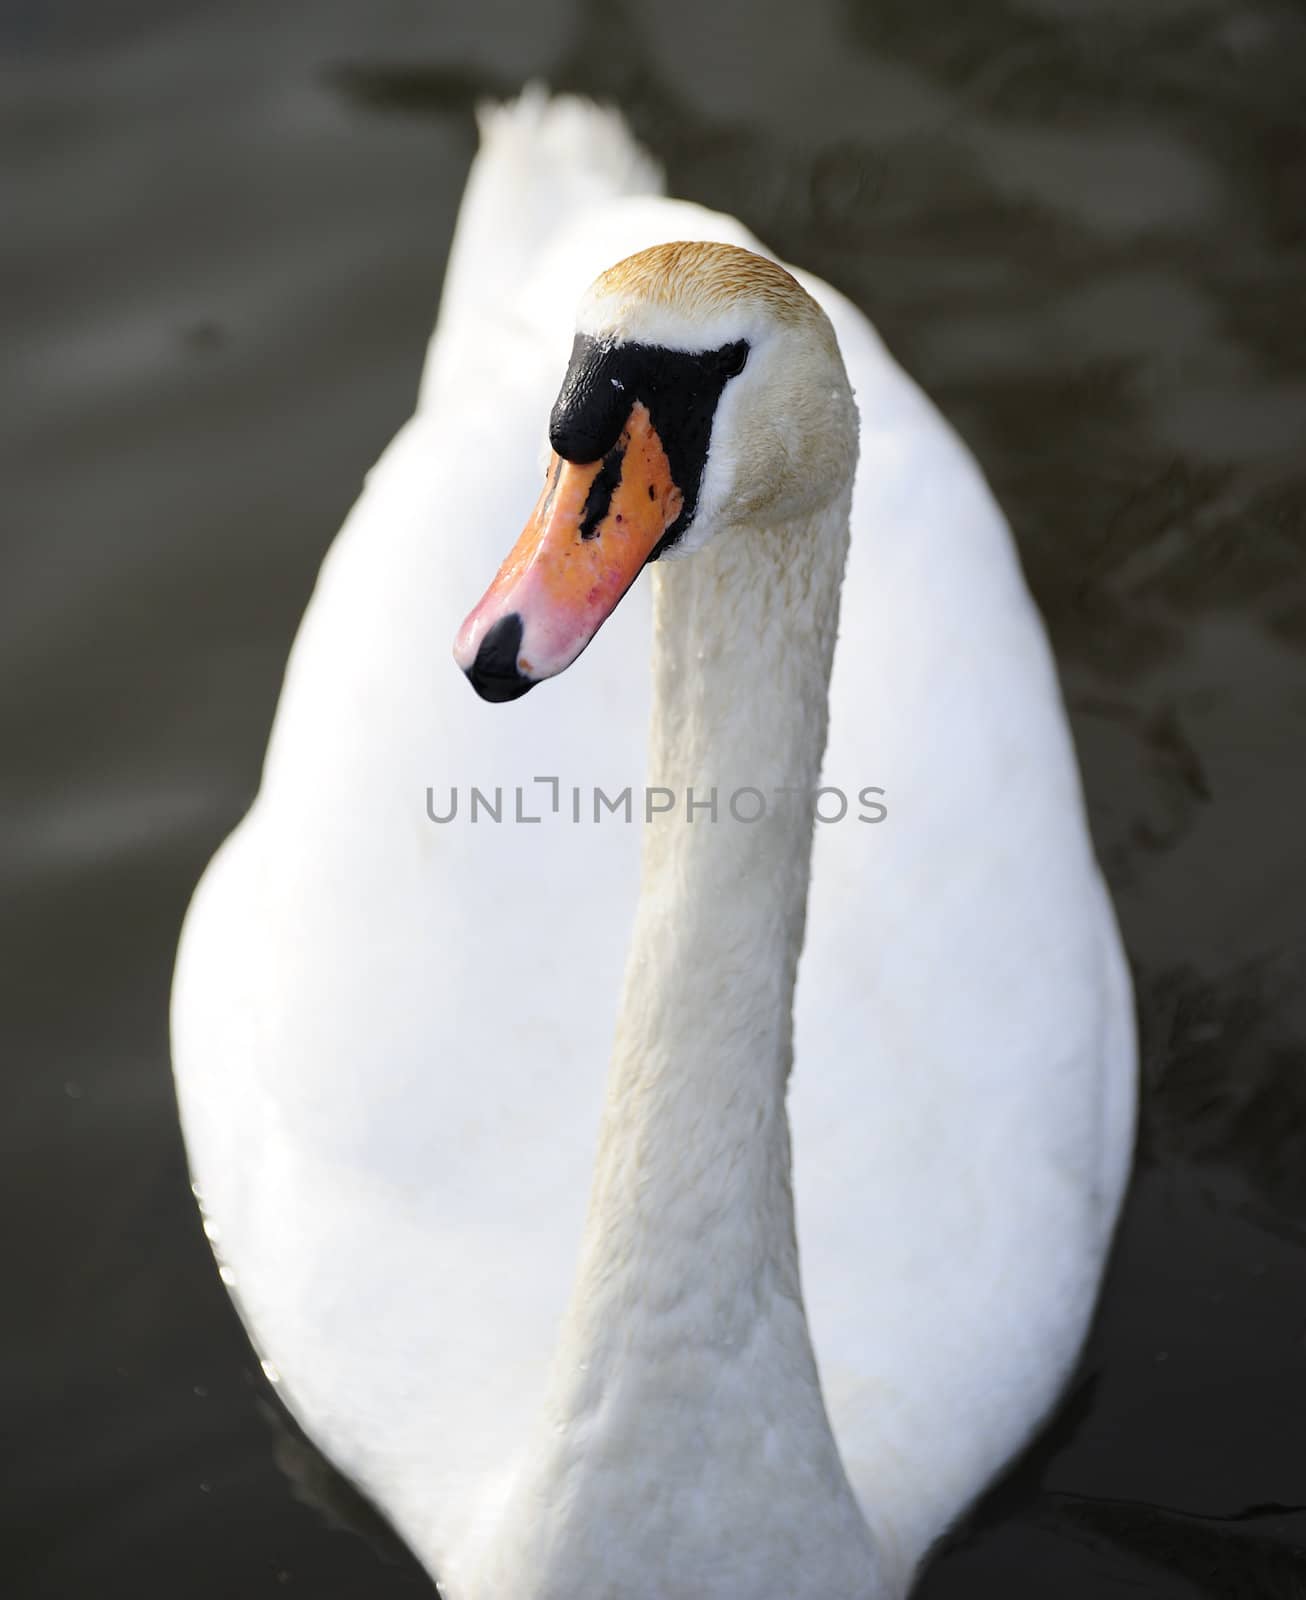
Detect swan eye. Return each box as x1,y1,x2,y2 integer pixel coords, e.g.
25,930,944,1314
717,341,749,379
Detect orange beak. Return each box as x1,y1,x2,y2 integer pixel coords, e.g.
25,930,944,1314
454,402,684,701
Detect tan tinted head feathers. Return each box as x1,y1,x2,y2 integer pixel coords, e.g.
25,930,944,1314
588,241,825,335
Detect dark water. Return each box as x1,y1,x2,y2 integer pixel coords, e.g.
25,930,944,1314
5,0,1306,1594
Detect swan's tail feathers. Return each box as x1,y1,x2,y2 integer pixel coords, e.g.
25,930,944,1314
475,85,664,209
418,87,664,407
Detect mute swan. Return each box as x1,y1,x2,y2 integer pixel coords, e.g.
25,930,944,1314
172,91,1136,1598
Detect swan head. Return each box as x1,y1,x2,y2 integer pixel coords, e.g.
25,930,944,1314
454,241,856,702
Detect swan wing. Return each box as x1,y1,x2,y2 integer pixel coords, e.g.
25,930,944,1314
791,278,1136,1575
173,98,668,1571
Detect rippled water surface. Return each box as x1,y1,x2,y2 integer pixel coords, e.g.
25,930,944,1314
5,0,1306,1594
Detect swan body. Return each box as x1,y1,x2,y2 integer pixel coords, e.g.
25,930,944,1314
172,91,1136,1598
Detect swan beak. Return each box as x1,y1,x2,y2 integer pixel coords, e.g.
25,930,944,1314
454,401,683,701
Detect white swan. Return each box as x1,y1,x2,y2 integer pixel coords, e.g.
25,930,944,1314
171,91,1136,1598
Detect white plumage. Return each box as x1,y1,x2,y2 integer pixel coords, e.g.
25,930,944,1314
172,90,1136,1597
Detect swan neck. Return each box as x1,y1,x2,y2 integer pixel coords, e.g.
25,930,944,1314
588,489,852,1337
473,492,884,1597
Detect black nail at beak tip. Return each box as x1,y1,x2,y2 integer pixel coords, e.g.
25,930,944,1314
465,612,536,703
